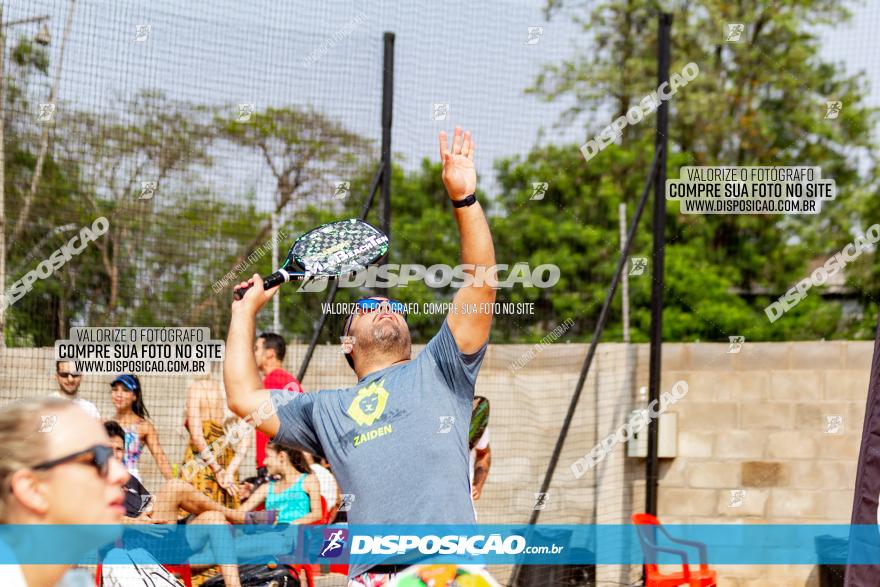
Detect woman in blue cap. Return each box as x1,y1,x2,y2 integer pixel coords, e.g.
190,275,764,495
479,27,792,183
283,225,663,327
110,373,173,482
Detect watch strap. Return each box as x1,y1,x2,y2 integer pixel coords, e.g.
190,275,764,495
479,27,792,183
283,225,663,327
452,193,477,208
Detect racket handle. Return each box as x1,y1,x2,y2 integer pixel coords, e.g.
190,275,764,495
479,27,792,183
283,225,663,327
263,271,287,290
232,271,288,301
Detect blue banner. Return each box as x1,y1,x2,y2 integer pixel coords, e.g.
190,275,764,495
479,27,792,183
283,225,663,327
0,524,871,566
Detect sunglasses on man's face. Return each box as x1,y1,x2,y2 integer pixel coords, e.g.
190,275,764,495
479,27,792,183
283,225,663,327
32,445,115,478
57,372,81,379
355,298,408,316
344,298,407,336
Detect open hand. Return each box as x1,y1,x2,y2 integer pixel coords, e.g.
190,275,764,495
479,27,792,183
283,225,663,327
439,127,476,201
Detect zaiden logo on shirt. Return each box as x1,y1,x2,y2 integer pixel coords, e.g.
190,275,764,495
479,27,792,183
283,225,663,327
348,380,388,426
348,379,393,447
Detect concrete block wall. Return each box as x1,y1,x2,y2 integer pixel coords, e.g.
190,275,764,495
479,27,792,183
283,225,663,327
653,340,871,586
0,339,871,586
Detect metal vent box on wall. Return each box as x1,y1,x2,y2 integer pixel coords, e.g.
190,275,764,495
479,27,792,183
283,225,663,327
627,412,678,458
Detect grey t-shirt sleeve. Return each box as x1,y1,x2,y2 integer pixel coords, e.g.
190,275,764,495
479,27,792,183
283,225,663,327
270,389,323,457
423,318,488,396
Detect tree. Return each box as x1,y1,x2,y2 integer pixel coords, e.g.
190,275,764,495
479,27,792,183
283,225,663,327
525,0,880,341
1,35,72,346
53,91,214,326
187,105,373,324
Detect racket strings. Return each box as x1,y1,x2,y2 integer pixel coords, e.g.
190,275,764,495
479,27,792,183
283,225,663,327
293,220,389,274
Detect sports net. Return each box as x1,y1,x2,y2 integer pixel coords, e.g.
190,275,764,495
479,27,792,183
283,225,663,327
1,1,656,585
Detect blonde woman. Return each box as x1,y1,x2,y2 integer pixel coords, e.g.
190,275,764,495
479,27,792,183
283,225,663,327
180,378,249,508
0,397,129,586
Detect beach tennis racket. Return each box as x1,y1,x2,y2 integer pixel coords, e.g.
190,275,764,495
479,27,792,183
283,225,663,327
233,219,389,300
469,396,490,450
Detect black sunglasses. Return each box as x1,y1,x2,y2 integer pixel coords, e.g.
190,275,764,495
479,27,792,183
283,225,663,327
57,371,82,379
32,445,115,478
343,298,408,336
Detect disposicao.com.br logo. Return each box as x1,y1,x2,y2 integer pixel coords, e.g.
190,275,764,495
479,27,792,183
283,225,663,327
350,534,562,556
319,528,348,558
297,262,560,292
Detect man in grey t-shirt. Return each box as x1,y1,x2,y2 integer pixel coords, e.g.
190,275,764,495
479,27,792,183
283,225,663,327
224,127,496,584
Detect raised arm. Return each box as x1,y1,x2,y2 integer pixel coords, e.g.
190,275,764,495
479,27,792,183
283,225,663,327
439,127,496,353
225,274,280,438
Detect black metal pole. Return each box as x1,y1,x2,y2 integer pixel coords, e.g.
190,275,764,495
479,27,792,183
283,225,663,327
646,12,671,518
378,31,394,294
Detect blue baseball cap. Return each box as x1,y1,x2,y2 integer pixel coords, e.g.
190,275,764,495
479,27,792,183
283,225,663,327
110,374,139,392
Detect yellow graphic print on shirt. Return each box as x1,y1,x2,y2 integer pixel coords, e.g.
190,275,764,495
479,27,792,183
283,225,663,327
347,379,389,427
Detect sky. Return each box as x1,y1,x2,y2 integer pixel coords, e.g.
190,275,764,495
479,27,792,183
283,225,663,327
8,0,880,211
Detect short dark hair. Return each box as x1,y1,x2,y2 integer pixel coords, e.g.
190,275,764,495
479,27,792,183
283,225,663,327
267,441,309,474
111,374,149,420
104,420,125,442
55,360,75,373
258,333,287,362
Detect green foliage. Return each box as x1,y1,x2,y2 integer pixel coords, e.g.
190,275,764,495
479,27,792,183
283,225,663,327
10,37,49,75
6,0,880,348
519,0,880,342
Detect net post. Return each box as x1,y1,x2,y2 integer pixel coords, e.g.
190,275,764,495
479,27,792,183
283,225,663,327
646,11,672,519
378,31,395,294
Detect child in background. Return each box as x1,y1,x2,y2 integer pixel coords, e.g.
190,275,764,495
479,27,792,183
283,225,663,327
238,442,322,524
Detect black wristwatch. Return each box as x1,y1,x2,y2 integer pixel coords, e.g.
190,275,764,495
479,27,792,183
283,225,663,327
452,193,477,208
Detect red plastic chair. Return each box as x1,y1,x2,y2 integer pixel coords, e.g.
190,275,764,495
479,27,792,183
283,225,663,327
289,496,329,585
289,564,314,587
631,513,717,587
164,564,193,586
318,495,330,524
